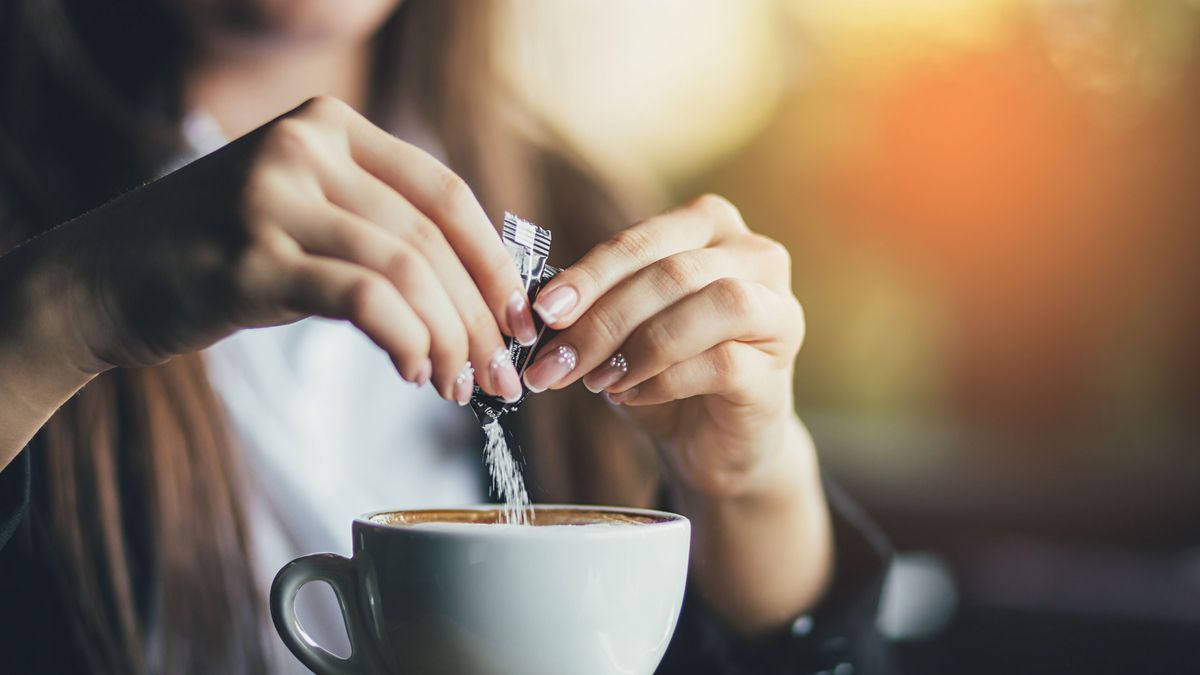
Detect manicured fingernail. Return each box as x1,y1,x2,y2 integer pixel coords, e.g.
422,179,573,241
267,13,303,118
523,345,577,393
414,358,432,387
606,386,639,405
490,347,522,403
454,362,475,406
533,285,578,325
507,291,538,347
583,353,628,393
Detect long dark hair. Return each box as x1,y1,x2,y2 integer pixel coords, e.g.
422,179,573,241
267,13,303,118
0,1,660,672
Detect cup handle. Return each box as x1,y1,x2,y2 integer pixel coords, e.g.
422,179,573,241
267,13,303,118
270,553,377,675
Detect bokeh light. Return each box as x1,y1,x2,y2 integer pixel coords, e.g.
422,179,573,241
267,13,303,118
503,2,1200,672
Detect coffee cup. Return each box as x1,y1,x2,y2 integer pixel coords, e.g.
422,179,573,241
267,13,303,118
270,505,691,674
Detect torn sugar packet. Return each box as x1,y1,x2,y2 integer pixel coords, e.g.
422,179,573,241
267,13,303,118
469,212,561,424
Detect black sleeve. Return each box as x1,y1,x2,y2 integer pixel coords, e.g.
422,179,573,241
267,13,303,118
0,447,31,552
656,474,896,675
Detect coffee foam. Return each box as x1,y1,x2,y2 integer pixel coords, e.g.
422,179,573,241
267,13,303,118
370,509,669,528
401,521,637,533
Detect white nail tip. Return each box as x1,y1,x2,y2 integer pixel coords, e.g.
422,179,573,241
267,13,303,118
490,347,510,369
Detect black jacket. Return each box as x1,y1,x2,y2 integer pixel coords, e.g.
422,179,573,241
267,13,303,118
0,444,893,674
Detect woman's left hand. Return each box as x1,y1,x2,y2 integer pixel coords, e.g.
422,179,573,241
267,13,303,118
522,194,806,498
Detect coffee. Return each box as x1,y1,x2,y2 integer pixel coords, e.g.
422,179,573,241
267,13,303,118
370,508,670,527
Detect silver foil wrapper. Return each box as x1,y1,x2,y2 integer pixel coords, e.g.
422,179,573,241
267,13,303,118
470,213,560,423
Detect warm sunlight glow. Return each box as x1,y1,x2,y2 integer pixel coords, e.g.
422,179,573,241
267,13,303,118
499,0,1200,464
502,1,785,186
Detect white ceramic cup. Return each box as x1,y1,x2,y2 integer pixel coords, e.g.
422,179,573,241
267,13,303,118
270,505,691,675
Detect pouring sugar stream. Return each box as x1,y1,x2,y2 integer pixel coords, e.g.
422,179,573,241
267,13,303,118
469,213,561,525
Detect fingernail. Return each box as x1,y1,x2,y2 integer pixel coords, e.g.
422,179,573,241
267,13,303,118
523,345,577,393
606,386,639,405
454,362,475,406
533,285,578,325
507,290,538,347
583,353,628,393
414,358,432,387
490,347,522,403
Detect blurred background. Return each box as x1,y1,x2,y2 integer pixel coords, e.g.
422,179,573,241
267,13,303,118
501,1,1200,672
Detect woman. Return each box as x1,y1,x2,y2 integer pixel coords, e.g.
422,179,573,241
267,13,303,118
0,1,890,673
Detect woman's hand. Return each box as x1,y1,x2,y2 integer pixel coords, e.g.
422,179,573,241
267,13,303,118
523,194,806,496
521,194,831,633
37,96,535,405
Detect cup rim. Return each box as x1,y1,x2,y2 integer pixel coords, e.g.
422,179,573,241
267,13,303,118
354,503,689,537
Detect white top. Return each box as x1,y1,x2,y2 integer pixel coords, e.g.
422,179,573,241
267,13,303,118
183,113,485,670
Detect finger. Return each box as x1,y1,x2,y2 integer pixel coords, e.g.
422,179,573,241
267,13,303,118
531,194,746,329
607,342,769,407
317,163,517,398
299,97,535,344
746,233,796,294
286,207,477,401
522,248,732,394
280,254,431,383
600,278,798,395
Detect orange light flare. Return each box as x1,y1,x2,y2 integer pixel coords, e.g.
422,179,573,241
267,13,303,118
821,26,1156,434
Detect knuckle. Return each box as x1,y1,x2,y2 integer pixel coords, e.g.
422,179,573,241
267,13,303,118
271,117,312,144
755,235,791,270
582,305,625,348
267,118,327,164
711,343,752,390
254,227,297,261
404,213,441,247
344,274,390,321
710,277,758,316
608,226,656,263
298,94,351,121
654,254,702,296
326,213,367,256
640,319,679,361
463,307,498,344
382,243,415,280
694,193,746,230
435,170,476,214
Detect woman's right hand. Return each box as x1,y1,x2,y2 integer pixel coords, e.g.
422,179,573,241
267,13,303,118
35,96,534,405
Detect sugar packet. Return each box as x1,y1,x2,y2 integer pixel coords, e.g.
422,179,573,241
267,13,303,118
469,213,560,525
